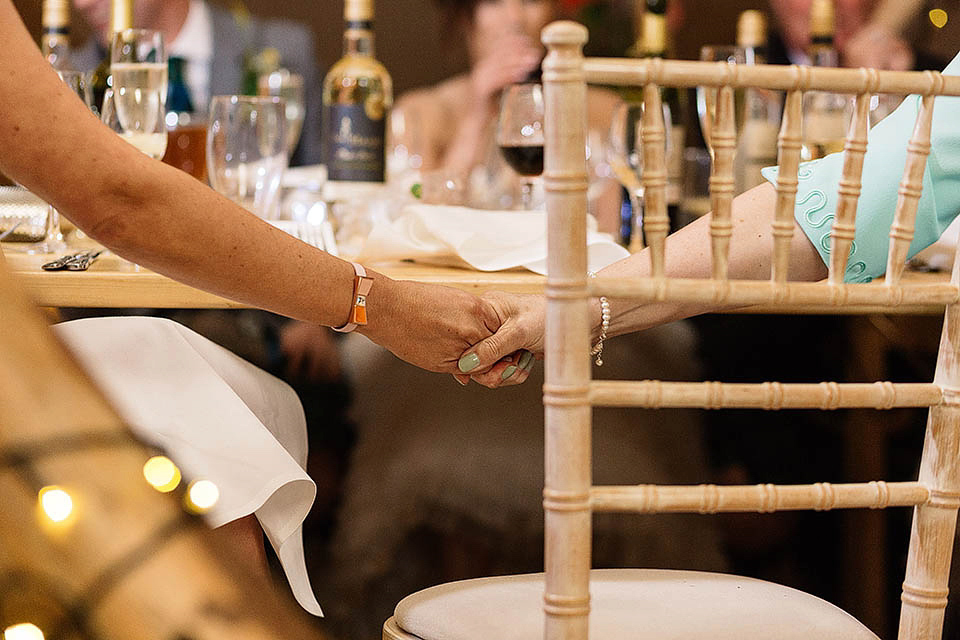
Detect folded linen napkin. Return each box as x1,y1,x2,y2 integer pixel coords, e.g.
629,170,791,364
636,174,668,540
54,316,322,616
354,204,630,274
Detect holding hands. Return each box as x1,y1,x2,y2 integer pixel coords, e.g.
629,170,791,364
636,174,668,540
454,292,546,388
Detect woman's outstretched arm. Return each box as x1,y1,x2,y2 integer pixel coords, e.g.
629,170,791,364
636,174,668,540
458,182,827,386
0,1,500,374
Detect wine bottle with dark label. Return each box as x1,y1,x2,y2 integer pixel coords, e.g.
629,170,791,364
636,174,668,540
322,0,393,189
41,0,73,71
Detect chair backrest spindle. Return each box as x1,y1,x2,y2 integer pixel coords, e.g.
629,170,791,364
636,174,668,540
641,80,670,278
829,86,873,284
541,21,594,640
771,90,804,284
709,84,736,280
886,73,943,285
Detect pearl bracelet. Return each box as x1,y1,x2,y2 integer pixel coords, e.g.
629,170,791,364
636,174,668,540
588,272,610,366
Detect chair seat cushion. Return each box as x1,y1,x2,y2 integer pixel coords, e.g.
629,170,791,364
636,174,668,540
394,569,879,640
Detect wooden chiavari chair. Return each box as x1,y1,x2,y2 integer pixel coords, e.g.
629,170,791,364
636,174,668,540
384,20,960,640
0,256,327,640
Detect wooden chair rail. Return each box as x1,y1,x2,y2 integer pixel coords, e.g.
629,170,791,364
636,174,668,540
589,481,929,514
589,277,959,308
580,58,960,95
589,380,942,410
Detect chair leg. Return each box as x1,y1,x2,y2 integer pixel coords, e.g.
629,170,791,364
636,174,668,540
384,616,422,640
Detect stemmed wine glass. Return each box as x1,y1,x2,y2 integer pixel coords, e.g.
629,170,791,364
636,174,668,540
257,69,305,157
497,82,544,210
102,29,168,159
29,70,93,253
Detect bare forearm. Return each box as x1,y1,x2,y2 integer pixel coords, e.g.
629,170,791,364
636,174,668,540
599,182,827,337
0,3,362,328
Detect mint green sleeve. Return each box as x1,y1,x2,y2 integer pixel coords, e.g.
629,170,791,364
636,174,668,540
760,52,960,283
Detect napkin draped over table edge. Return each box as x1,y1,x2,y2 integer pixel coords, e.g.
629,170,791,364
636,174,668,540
355,204,630,274
54,316,322,616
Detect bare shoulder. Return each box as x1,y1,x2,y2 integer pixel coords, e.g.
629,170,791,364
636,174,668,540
395,75,470,123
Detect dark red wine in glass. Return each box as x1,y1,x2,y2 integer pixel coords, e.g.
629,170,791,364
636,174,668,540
497,82,545,209
499,144,544,177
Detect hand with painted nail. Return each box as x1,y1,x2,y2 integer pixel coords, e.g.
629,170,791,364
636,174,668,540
455,292,546,388
360,279,501,376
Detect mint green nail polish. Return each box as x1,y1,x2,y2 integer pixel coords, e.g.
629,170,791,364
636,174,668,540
518,351,532,369
458,353,480,373
523,356,535,371
501,365,517,380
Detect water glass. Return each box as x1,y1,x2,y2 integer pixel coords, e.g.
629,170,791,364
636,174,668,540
257,69,305,156
30,70,94,253
207,95,288,219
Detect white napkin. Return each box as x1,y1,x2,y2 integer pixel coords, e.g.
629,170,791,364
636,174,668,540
355,204,630,274
54,317,322,616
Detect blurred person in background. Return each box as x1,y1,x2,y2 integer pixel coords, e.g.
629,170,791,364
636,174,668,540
68,0,352,548
390,0,622,229
767,0,947,71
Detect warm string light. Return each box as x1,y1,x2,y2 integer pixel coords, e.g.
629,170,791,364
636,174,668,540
3,623,45,640
185,479,219,513
142,456,181,493
37,486,73,524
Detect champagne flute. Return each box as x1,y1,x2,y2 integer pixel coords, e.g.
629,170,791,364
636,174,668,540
257,69,305,157
105,29,168,159
29,70,93,254
496,83,544,210
696,45,746,155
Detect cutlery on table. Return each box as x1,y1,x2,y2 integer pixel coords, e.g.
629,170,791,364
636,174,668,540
42,249,105,271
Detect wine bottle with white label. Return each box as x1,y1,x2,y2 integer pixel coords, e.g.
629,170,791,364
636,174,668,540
322,0,393,190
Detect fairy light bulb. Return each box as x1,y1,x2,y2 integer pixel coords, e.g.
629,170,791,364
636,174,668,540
38,486,73,523
185,480,219,513
4,623,45,640
143,456,182,493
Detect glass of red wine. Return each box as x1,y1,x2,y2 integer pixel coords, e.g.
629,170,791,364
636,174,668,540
497,82,544,210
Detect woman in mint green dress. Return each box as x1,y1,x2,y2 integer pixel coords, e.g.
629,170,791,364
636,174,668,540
458,52,960,386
